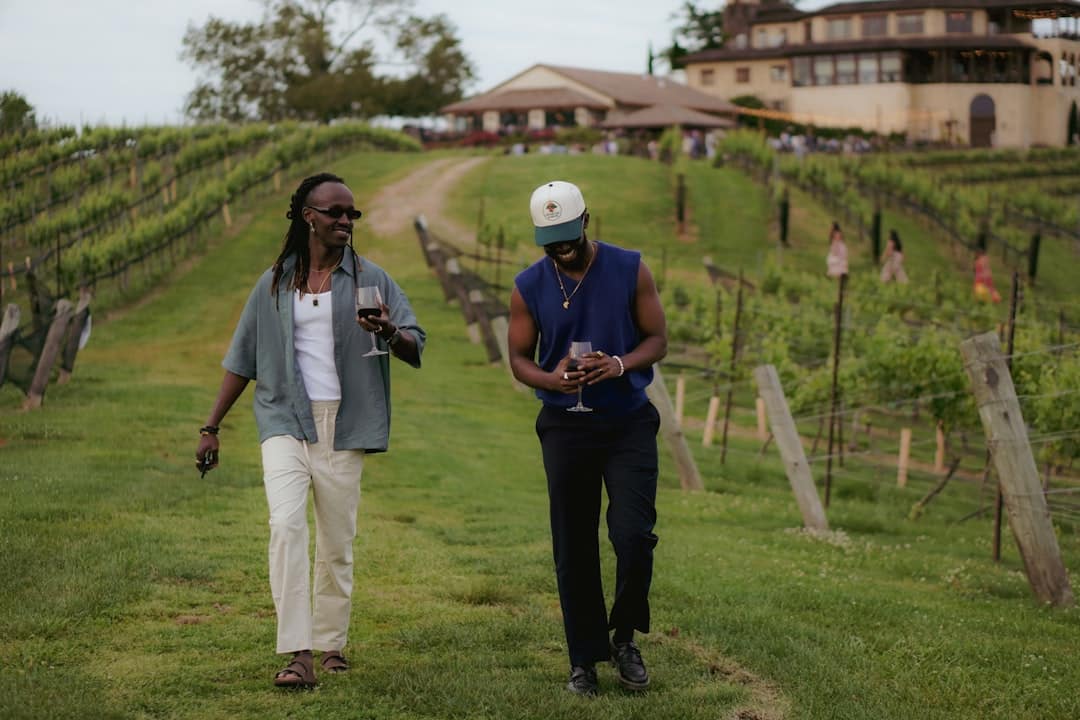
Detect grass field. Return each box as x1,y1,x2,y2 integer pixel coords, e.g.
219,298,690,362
2,149,1079,720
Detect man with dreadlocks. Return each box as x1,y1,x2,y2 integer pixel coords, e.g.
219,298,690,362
195,172,424,688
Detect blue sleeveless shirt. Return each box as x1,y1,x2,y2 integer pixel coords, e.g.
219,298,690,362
515,241,653,412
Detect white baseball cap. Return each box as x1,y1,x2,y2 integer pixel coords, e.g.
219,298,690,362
529,181,586,246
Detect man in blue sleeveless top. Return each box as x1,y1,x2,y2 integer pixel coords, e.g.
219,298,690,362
508,180,668,696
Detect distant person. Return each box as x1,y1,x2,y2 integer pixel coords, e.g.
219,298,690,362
879,229,908,284
195,172,425,688
825,221,848,278
974,243,1001,303
508,180,667,696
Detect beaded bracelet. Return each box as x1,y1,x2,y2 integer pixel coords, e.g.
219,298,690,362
200,425,220,436
612,355,625,377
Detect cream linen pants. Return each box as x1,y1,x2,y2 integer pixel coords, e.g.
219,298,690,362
261,400,365,654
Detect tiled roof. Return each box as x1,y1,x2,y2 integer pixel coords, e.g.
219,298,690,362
539,65,737,112
441,87,607,114
600,104,737,129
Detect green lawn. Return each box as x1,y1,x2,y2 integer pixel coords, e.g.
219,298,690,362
1,150,1079,720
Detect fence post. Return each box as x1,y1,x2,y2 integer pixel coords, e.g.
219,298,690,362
23,299,75,410
0,304,20,387
703,396,720,447
645,365,703,491
754,364,829,530
993,271,1022,561
897,428,912,488
960,331,1074,608
720,270,745,464
58,286,93,384
825,272,847,506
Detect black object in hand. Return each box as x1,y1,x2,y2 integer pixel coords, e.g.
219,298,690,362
198,452,216,478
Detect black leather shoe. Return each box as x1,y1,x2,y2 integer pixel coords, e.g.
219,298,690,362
610,641,650,690
567,664,598,696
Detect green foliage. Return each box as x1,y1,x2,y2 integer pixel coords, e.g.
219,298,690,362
0,90,36,134
181,0,474,122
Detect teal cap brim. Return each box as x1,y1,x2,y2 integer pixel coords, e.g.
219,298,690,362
534,214,585,246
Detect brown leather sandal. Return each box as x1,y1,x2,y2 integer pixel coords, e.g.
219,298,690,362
274,651,316,688
321,651,349,673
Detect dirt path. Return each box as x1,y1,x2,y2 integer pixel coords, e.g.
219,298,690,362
365,156,489,246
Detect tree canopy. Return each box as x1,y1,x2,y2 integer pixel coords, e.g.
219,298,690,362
181,0,475,122
663,1,725,71
0,91,37,134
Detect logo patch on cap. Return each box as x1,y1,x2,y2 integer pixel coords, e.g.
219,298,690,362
543,201,562,221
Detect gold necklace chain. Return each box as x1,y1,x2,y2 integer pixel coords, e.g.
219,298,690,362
553,243,597,310
305,259,340,306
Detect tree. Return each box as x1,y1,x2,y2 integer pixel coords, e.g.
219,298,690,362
663,1,725,70
379,14,475,117
181,0,473,122
0,91,37,134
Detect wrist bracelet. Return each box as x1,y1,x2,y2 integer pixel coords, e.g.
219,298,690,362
200,425,219,436
612,355,625,377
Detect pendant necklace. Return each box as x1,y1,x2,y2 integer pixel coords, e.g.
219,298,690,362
553,243,597,310
306,263,336,306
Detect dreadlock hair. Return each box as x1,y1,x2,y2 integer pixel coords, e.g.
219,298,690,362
270,172,349,302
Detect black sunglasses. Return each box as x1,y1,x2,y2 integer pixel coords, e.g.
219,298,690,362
306,205,363,220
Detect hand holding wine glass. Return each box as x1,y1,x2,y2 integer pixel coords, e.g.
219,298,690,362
567,340,593,412
356,286,389,357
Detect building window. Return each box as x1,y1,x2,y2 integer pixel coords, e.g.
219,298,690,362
946,11,973,33
779,29,788,46
813,56,834,85
793,57,812,86
736,67,751,83
862,15,887,37
827,17,853,40
757,29,769,48
836,54,856,84
700,68,716,86
770,64,788,82
858,53,879,83
881,51,902,81
897,13,924,35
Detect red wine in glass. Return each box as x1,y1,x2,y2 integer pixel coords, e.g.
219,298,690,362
356,286,388,357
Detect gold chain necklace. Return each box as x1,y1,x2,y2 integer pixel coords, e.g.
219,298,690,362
553,243,597,310
305,260,339,306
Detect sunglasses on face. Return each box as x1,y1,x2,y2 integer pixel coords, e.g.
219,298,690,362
306,205,363,221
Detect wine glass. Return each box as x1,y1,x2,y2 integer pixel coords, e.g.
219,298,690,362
567,340,593,413
356,286,388,357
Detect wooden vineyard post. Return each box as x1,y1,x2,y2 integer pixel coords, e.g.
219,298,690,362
960,331,1074,608
489,314,526,392
703,396,720,447
645,366,703,491
824,272,847,506
0,304,20,387
222,202,232,227
58,287,94,384
23,299,75,410
753,364,829,531
675,372,686,426
720,270,745,464
935,420,946,473
897,428,912,488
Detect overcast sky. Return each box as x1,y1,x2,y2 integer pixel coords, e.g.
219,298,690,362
0,0,729,127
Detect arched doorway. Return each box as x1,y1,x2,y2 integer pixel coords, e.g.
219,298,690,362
970,94,996,148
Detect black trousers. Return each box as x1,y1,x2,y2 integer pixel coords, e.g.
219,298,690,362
535,402,660,667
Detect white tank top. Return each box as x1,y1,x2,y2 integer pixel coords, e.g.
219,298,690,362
293,289,341,401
